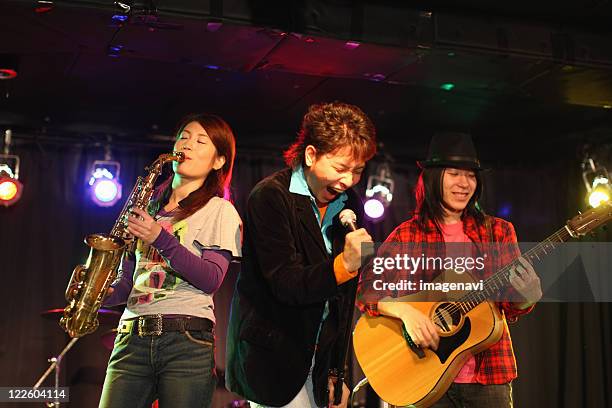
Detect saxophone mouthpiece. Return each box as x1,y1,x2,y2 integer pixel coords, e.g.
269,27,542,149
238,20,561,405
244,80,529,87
174,151,186,162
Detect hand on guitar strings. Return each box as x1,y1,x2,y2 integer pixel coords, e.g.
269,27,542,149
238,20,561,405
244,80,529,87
128,208,163,245
327,377,350,408
382,302,440,351
403,304,440,350
508,256,542,307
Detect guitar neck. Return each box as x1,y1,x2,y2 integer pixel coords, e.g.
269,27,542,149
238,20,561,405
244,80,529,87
455,225,573,313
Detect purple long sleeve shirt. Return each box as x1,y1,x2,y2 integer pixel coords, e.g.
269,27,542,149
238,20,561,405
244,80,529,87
104,228,231,306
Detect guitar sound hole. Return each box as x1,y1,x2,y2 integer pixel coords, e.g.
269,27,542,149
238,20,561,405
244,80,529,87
432,302,462,334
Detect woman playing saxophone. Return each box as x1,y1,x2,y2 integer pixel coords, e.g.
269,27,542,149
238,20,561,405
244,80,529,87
99,113,242,408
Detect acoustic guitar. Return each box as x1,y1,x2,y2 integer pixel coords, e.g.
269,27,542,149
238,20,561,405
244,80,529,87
353,203,612,407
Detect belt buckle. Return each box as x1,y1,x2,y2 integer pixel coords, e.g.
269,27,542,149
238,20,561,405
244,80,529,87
138,314,163,337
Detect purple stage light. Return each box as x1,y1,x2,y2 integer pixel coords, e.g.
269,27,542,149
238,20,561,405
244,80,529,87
89,162,122,207
364,198,385,219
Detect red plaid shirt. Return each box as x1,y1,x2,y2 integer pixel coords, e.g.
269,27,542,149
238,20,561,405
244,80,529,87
357,214,534,385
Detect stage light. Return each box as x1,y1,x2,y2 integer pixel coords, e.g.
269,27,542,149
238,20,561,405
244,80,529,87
34,0,54,13
0,165,23,207
588,187,610,208
364,198,385,219
111,14,128,23
588,176,610,208
364,162,394,220
582,157,611,208
114,1,131,13
107,44,124,57
0,54,18,79
111,0,131,25
0,179,18,200
206,22,223,32
89,148,122,207
440,83,455,91
0,69,17,80
0,130,23,207
344,41,360,50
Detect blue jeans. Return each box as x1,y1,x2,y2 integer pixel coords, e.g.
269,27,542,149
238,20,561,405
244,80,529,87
98,329,216,408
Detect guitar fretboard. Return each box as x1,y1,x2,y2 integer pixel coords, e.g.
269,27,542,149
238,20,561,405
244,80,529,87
455,226,573,314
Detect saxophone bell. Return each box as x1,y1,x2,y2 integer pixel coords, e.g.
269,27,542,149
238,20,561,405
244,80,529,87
60,234,125,338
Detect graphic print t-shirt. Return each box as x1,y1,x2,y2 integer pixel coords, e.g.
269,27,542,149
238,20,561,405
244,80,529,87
120,196,242,323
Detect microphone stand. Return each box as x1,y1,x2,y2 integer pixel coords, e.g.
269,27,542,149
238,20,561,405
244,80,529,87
329,277,359,405
329,211,362,405
33,337,79,407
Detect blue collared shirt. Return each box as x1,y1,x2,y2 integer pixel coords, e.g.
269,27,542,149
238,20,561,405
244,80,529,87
290,165,350,352
289,166,348,255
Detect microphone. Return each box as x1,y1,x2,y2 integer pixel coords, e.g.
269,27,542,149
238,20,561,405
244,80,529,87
339,209,358,231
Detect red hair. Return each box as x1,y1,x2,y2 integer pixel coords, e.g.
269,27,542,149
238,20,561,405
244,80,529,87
284,102,377,168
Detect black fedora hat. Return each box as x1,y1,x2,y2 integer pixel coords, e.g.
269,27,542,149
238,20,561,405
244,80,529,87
417,132,483,170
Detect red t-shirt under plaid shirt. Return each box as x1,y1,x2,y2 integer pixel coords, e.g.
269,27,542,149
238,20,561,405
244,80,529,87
357,214,535,385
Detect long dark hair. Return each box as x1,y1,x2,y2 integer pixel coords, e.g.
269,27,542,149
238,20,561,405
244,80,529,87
149,113,236,221
414,167,485,231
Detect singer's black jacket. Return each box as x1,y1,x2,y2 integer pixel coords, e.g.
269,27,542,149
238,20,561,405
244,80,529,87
226,168,362,407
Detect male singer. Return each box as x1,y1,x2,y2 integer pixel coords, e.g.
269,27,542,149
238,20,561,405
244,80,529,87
226,102,377,408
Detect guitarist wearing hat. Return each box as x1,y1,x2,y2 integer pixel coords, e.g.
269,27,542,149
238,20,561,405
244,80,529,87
357,133,542,407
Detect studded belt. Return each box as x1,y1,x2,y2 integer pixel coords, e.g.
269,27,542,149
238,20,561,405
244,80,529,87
118,314,214,337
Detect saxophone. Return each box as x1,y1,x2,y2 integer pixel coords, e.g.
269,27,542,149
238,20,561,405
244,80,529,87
60,151,185,338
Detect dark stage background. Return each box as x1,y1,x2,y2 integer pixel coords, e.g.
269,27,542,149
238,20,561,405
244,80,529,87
2,0,612,406
0,136,611,408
